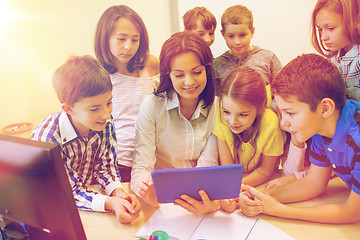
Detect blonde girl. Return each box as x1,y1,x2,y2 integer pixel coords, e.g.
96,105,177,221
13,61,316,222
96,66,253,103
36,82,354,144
312,0,360,100
214,66,285,187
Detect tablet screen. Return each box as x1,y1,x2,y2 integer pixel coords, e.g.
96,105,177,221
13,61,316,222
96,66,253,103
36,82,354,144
151,164,243,204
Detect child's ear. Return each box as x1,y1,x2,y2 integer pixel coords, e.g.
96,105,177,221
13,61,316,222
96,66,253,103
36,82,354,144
62,103,74,115
251,27,255,37
319,98,335,118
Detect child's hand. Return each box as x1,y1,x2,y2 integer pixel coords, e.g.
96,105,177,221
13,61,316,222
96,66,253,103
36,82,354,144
219,198,239,213
174,190,220,215
238,184,262,217
111,187,142,216
105,196,140,224
240,185,284,217
265,175,296,189
138,175,159,207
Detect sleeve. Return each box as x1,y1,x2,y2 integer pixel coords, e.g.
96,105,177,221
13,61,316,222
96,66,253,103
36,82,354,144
62,154,108,212
283,141,307,176
345,57,360,101
351,151,360,195
95,119,123,196
260,109,286,157
213,106,234,156
309,135,330,167
269,54,283,83
131,95,157,196
197,134,219,167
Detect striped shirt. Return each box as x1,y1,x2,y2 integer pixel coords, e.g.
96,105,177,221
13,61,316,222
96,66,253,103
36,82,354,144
309,100,360,195
332,45,360,101
31,111,122,211
111,69,159,168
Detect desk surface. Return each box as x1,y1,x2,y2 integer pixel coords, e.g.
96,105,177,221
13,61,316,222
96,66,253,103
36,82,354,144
80,177,360,240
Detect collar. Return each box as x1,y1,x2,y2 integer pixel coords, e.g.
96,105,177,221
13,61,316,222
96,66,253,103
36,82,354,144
327,100,360,151
336,45,360,63
165,93,209,119
59,111,78,145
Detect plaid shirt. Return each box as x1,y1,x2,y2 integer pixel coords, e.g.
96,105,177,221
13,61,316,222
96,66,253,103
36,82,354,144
31,110,122,212
332,45,360,101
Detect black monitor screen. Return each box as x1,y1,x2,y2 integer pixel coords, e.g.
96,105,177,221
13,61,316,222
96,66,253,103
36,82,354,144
0,134,87,240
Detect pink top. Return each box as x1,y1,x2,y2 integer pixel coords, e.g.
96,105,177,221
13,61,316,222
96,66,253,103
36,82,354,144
283,141,309,179
111,68,159,167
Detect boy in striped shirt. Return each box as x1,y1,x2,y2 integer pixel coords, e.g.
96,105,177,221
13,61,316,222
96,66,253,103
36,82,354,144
31,55,141,224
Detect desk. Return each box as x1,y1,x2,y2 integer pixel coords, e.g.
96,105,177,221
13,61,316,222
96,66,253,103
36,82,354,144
79,177,360,240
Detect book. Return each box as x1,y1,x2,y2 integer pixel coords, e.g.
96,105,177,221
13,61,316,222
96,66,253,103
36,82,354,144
135,204,295,240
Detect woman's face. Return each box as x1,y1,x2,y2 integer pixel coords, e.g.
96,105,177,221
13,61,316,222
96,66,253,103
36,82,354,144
169,51,207,105
221,96,257,135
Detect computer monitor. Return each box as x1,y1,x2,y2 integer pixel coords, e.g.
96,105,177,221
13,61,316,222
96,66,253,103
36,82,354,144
0,134,87,240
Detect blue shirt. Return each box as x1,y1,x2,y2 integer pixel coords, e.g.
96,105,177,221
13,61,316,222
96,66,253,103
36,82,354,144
309,100,360,195
31,111,123,211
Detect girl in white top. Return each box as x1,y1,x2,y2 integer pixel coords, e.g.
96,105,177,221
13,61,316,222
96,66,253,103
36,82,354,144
131,31,219,213
95,5,159,182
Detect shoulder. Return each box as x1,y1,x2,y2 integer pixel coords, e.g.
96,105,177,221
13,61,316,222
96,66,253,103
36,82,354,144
145,55,160,77
31,111,61,142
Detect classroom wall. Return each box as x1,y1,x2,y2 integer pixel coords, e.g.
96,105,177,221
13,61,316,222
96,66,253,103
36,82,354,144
0,0,317,130
0,0,173,128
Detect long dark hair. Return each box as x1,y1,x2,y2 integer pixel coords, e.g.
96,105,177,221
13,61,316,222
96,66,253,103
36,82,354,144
94,5,149,74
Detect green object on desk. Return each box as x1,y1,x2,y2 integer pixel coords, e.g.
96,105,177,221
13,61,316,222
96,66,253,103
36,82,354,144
151,230,169,240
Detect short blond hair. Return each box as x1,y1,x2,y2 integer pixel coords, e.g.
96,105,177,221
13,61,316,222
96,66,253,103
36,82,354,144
221,5,253,32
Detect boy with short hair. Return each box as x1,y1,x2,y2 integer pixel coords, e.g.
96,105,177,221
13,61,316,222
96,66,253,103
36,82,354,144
214,4,282,91
239,53,360,224
183,7,217,47
31,55,141,224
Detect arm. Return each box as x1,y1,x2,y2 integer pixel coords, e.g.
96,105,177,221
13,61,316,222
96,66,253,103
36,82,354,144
242,154,278,187
145,54,160,77
95,120,123,195
131,95,159,207
241,184,360,224
217,136,234,165
197,134,219,167
239,164,333,218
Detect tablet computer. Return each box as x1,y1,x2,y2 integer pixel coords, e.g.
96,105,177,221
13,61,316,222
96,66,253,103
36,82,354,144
151,164,243,204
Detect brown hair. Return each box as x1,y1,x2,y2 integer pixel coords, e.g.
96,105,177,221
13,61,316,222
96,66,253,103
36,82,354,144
52,55,112,106
155,31,215,109
311,0,360,57
94,5,149,74
219,66,267,168
271,54,346,111
221,4,253,32
183,7,217,31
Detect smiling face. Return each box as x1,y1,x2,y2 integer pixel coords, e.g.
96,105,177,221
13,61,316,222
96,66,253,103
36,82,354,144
315,8,353,53
274,95,323,143
169,51,207,105
221,23,254,57
108,17,140,68
221,95,257,135
65,90,113,138
192,19,215,46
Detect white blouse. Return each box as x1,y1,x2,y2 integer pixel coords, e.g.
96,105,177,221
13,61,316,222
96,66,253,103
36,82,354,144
131,93,218,195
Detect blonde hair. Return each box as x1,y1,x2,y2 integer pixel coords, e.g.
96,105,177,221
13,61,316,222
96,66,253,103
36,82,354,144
221,5,253,32
311,0,360,57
